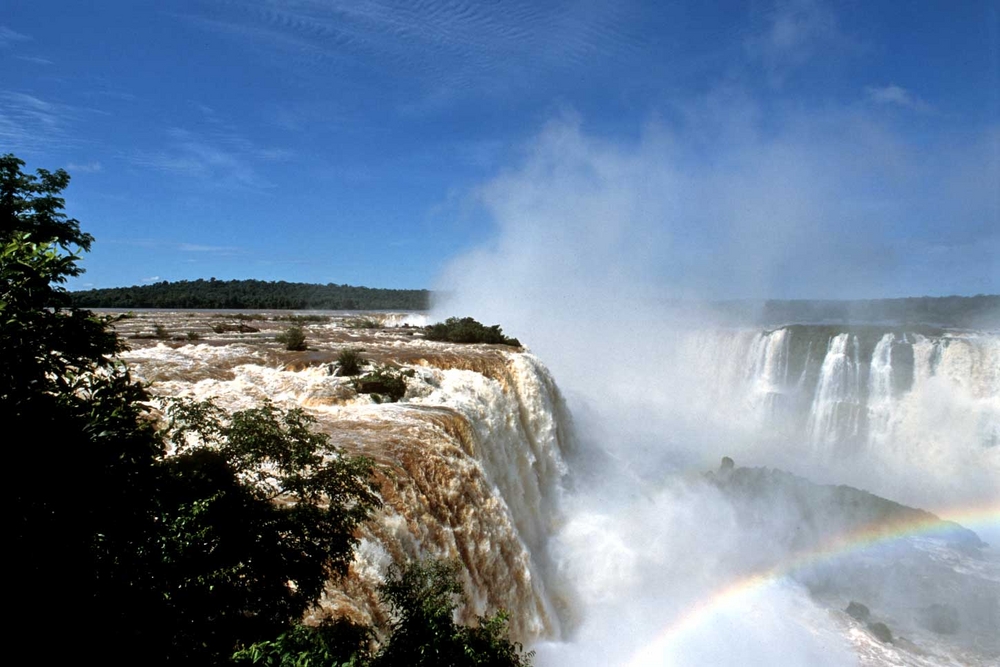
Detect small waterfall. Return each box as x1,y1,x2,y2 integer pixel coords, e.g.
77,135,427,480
866,333,895,446
806,333,863,456
744,328,790,423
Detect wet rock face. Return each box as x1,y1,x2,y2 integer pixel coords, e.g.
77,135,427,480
920,603,960,635
867,621,893,643
846,601,870,622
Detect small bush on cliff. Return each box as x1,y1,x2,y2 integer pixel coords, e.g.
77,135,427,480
234,560,533,667
277,324,307,350
424,317,521,347
338,347,365,376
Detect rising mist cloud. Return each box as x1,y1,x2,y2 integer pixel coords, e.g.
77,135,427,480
439,94,998,316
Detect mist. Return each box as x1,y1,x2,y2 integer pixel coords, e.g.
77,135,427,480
436,101,998,507
433,98,999,664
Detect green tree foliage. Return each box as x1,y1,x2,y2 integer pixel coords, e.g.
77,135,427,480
374,560,532,667
2,154,379,664
3,153,165,661
235,561,533,667
232,619,375,667
424,317,521,347
156,399,380,662
278,324,308,350
70,278,431,310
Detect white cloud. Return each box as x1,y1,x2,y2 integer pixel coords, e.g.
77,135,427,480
0,26,30,47
744,0,855,85
108,239,244,256
15,55,53,65
133,126,290,189
865,84,932,112
67,161,102,173
0,91,74,151
177,243,240,254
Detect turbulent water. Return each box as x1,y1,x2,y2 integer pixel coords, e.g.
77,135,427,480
673,326,999,459
116,311,999,665
118,311,573,641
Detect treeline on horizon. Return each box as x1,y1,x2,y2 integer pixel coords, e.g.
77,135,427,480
714,294,1000,329
71,278,430,310
72,279,998,329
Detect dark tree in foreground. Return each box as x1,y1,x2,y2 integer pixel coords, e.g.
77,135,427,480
3,153,163,659
3,154,532,666
2,154,379,664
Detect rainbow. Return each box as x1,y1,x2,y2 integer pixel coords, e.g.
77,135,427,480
624,505,1000,666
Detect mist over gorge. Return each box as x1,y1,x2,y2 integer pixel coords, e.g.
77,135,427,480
430,115,999,665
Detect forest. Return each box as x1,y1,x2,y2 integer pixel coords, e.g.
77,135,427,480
71,278,431,310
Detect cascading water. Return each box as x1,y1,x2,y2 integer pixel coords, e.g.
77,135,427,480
114,311,999,665
866,333,895,447
676,326,999,459
745,327,790,424
807,333,864,456
120,323,574,644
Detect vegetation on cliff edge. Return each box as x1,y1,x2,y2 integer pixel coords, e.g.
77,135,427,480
2,153,531,666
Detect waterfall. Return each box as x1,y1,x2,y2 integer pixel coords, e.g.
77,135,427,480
806,333,863,455
745,328,791,423
866,333,895,447
669,326,998,466
122,340,575,643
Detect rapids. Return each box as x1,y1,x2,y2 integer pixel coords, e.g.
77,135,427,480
118,311,573,642
114,311,998,664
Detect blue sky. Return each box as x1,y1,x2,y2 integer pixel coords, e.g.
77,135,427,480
2,1,997,297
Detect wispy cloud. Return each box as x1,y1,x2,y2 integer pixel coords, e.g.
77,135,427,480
0,91,75,151
67,160,102,173
865,84,933,113
141,275,161,283
0,26,30,47
110,239,245,256
177,242,241,253
182,1,643,97
744,0,857,85
133,126,290,189
15,55,53,65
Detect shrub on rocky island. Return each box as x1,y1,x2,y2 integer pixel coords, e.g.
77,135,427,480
424,317,521,347
277,324,307,350
353,365,412,403
337,347,365,376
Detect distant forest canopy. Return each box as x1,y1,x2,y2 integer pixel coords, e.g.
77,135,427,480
715,294,1000,329
70,280,998,329
70,278,431,311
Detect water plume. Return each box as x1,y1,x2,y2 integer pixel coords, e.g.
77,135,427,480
435,106,999,664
